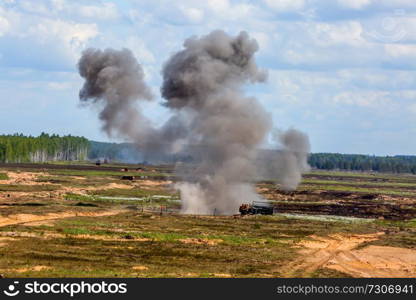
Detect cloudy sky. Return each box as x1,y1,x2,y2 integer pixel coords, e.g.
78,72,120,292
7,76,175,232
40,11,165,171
0,0,415,155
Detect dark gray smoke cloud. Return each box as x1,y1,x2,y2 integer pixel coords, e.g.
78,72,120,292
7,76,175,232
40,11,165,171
161,30,271,214
78,48,155,142
78,30,311,215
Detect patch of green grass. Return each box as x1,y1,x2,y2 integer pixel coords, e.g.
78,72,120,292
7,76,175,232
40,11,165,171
208,234,279,245
302,178,416,189
359,231,416,249
299,183,416,197
64,192,175,206
61,227,116,236
64,193,96,202
137,232,188,241
0,164,414,278
89,188,174,198
374,218,416,229
307,170,416,181
0,173,9,180
34,175,73,184
57,219,113,228
358,218,416,249
62,227,94,235
49,169,170,178
3,211,361,277
253,223,261,229
0,184,60,192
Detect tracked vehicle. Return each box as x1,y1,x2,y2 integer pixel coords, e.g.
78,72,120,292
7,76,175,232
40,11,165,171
239,201,273,215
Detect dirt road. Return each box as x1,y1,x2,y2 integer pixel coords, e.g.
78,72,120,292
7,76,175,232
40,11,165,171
286,233,416,277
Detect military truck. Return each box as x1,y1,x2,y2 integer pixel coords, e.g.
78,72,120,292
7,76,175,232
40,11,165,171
239,201,274,215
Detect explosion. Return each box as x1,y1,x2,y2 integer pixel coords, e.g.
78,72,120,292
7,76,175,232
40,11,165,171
78,30,310,215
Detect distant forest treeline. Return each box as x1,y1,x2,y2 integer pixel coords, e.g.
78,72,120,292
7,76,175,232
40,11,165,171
309,153,416,174
1,134,416,174
0,133,89,163
89,141,416,174
89,141,142,163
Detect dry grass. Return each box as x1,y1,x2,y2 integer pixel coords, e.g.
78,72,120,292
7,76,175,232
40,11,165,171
0,164,415,278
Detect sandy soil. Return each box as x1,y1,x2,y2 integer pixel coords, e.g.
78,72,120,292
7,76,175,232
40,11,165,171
178,238,222,246
0,230,151,242
1,172,48,185
58,182,133,195
10,266,52,273
0,209,126,227
0,170,134,199
137,180,172,188
0,265,53,274
0,171,174,202
287,232,416,277
326,245,416,277
0,237,15,247
132,266,149,271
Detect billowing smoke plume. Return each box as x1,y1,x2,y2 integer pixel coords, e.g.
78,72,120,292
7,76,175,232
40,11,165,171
258,129,311,191
161,31,271,214
78,48,155,143
78,30,311,215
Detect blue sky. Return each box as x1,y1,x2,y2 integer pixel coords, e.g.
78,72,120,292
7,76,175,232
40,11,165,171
0,0,415,155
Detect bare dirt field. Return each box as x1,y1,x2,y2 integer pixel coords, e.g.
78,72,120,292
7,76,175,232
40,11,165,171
284,232,416,277
0,163,415,278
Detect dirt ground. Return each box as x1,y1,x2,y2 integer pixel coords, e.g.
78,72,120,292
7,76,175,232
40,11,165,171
1,166,415,278
2,172,48,185
0,171,172,200
0,171,135,199
288,232,416,278
0,209,126,227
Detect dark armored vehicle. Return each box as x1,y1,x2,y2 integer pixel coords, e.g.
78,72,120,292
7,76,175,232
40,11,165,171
239,201,274,215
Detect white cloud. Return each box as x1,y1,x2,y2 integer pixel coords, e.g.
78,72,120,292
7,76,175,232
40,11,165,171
409,103,416,114
308,21,366,46
384,43,416,58
361,13,416,44
337,0,372,10
19,0,50,14
0,0,415,154
18,0,120,21
268,70,341,92
30,19,97,45
251,31,270,52
0,6,19,36
50,0,65,11
0,15,9,36
27,18,98,62
76,2,119,20
201,0,255,21
376,0,416,9
263,0,305,12
47,81,74,90
207,0,230,12
333,91,392,107
178,0,258,23
179,6,204,23
0,3,99,70
124,36,155,64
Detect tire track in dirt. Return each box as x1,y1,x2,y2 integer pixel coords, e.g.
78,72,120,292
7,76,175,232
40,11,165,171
283,233,379,277
284,232,416,277
325,245,416,277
